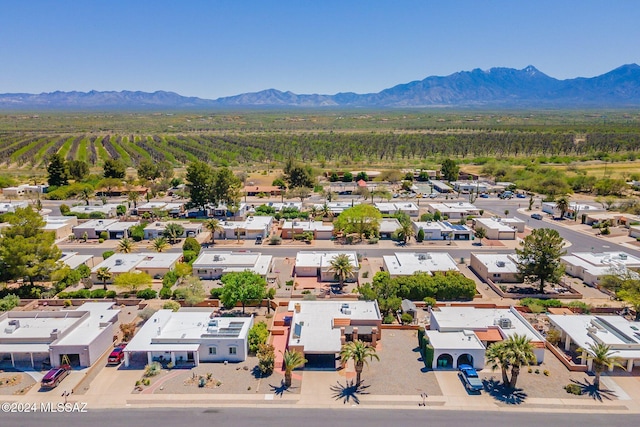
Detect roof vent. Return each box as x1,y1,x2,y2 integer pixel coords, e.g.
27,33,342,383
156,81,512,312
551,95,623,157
418,254,427,261
115,259,124,266
497,318,512,329
4,319,20,334
496,261,506,268
213,255,221,262
619,253,628,260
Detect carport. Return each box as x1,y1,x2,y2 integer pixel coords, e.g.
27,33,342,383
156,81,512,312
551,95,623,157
0,344,50,369
425,330,486,370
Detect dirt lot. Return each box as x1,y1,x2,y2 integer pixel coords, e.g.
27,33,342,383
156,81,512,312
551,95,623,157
0,371,36,395
364,329,442,396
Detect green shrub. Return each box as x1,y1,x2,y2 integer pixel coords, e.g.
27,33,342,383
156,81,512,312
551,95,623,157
99,231,108,240
423,344,434,368
136,289,157,300
98,238,104,244
162,271,178,287
383,314,395,324
183,250,198,264
182,237,201,255
144,362,162,377
564,383,582,395
247,321,269,354
162,301,181,311
209,288,222,299
159,287,173,299
0,294,20,312
129,225,145,242
400,313,413,325
102,250,115,260
63,299,72,307
90,289,107,298
106,290,117,298
423,297,437,307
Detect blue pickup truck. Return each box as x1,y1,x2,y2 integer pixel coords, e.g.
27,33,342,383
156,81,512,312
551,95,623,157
458,364,483,393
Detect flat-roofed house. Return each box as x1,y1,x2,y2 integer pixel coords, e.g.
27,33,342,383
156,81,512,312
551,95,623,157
123,310,253,367
470,253,520,283
411,220,473,240
561,251,640,287
382,252,459,277
427,306,546,369
286,301,382,368
192,251,273,279
73,219,140,240
143,221,202,240
281,220,334,240
374,202,419,217
294,251,359,282
428,202,480,219
474,218,517,240
0,201,29,214
217,216,273,240
43,216,78,239
90,252,182,282
0,302,120,368
70,204,120,218
379,218,402,239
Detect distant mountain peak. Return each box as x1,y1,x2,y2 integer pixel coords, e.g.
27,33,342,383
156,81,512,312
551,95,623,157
0,64,638,109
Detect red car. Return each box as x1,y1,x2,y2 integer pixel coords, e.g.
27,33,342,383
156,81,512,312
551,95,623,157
41,364,71,389
107,344,126,365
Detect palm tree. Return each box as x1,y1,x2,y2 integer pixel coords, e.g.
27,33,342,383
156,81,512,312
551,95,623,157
128,191,141,209
581,342,624,390
117,237,135,254
308,206,319,220
204,219,223,245
79,187,94,206
396,221,415,244
328,254,355,289
339,340,379,385
555,195,571,220
96,267,112,291
149,237,169,252
162,223,185,244
486,333,536,389
474,227,487,245
282,349,306,387
320,203,334,220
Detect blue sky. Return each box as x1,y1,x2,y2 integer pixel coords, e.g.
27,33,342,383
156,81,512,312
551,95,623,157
1,1,638,98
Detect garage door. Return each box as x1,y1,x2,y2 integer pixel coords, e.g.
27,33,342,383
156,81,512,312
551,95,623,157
304,354,338,370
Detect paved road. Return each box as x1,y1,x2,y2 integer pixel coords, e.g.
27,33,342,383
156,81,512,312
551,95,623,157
3,407,637,427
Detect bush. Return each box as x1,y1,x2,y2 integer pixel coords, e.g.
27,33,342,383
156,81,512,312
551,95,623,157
98,238,104,244
144,362,162,377
269,235,282,245
60,204,70,215
257,343,275,376
102,250,115,260
99,231,108,240
89,289,107,298
139,306,158,321
162,271,178,288
209,288,222,299
0,294,20,312
400,313,413,325
136,289,157,300
182,237,201,255
162,301,181,312
63,299,72,307
383,314,395,324
247,322,269,354
423,297,437,307
159,287,173,299
129,225,145,242
106,290,117,298
183,250,198,264
564,383,582,395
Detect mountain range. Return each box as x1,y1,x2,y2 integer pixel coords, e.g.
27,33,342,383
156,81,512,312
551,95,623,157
1,64,639,110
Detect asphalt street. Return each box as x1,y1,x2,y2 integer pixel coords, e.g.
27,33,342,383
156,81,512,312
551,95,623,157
3,407,637,427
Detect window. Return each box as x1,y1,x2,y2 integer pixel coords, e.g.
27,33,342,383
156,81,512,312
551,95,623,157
493,274,501,278
229,347,237,355
208,347,217,355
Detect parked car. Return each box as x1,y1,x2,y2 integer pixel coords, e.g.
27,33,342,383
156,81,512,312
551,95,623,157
479,193,489,198
428,193,438,198
458,364,483,393
255,235,263,245
531,213,543,220
516,193,527,198
107,344,127,365
41,364,71,389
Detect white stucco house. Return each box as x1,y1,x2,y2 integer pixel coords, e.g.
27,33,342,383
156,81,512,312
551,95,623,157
123,309,253,367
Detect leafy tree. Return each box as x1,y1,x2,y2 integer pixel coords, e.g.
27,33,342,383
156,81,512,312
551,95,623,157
0,207,61,285
287,186,312,203
114,271,152,293
355,171,369,182
137,159,159,181
0,294,20,312
441,159,459,182
156,161,174,180
581,342,624,390
486,334,536,389
342,171,353,182
334,204,382,240
182,236,201,255
416,227,425,243
271,177,286,189
76,263,91,279
149,237,170,253
283,159,314,189
78,186,94,206
163,223,185,244
67,160,90,181
212,167,242,207
173,276,206,306
117,237,135,253
616,279,640,320
247,321,269,354
96,267,112,290
103,158,126,179
282,349,306,387
185,161,213,210
128,191,141,209
339,340,379,385
128,224,145,242
204,219,223,245
328,253,356,289
474,227,486,245
47,153,69,187
515,228,566,293
220,271,267,314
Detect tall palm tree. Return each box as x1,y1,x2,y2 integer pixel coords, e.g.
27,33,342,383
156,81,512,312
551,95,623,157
96,267,112,291
555,195,571,220
339,340,379,385
308,206,319,220
486,333,536,389
396,221,415,244
582,342,624,390
204,219,223,245
328,254,355,289
320,203,334,220
128,191,141,209
117,237,135,254
162,223,185,244
282,349,306,387
149,236,169,252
